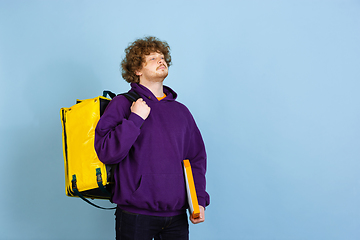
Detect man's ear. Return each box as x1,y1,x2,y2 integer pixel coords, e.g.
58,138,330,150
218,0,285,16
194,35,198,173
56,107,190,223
135,70,142,76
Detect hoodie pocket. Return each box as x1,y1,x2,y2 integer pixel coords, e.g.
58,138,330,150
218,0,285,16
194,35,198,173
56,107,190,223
128,173,186,211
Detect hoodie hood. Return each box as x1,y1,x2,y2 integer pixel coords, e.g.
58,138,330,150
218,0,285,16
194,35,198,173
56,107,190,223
130,83,177,102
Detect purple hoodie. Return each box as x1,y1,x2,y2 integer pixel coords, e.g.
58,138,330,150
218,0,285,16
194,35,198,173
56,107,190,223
95,83,209,216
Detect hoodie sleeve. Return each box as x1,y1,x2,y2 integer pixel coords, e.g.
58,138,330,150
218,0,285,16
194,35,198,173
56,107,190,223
186,119,210,208
95,96,144,164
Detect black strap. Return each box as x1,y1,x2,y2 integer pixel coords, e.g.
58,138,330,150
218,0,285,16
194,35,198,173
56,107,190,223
71,175,116,210
96,168,111,197
103,90,116,99
120,91,141,102
103,90,141,102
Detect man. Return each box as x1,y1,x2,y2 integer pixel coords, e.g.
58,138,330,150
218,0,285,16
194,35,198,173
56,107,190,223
95,36,209,240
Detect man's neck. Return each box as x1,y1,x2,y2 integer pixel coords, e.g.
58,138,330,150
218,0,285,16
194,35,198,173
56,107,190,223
139,79,164,97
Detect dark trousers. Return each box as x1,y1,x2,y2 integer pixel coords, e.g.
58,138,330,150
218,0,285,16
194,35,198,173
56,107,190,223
115,207,189,240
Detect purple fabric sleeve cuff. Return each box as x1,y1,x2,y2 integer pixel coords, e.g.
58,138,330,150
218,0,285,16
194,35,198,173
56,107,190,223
198,197,205,209
128,112,145,128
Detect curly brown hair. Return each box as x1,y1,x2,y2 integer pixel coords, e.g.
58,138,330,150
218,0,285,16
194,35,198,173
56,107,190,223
121,36,172,83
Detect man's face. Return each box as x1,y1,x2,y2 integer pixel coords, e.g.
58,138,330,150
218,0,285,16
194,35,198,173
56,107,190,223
136,52,168,83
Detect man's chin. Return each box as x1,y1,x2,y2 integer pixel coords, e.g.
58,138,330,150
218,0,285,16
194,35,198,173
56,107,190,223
141,72,168,83
149,76,167,83
156,72,168,82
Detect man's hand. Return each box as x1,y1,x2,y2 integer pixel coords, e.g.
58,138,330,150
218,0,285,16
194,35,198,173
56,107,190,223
131,98,151,120
190,205,205,224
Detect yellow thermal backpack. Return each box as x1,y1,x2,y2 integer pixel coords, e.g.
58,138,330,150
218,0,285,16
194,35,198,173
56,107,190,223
60,91,140,209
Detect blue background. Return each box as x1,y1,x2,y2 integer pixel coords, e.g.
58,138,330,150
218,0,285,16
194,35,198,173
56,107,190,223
1,0,359,239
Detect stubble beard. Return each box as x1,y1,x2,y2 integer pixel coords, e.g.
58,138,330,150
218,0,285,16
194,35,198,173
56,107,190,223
152,69,168,83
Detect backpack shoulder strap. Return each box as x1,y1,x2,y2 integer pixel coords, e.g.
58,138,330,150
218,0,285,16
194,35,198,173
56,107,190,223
102,90,141,102
103,90,117,99
119,91,141,102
